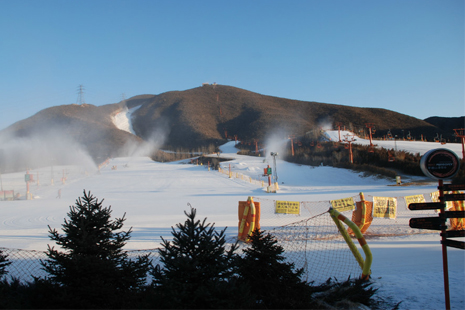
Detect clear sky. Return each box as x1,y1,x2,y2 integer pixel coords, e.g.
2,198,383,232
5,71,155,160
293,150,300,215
1,0,463,130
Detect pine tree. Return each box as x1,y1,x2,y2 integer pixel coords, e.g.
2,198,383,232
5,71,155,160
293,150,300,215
41,190,150,308
151,205,250,309
0,249,11,278
237,229,315,309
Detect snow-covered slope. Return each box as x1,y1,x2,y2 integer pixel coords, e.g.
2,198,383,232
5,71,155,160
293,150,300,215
0,141,464,309
111,105,140,134
323,130,463,156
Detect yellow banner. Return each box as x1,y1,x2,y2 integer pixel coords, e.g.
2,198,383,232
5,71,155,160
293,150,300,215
330,197,355,212
404,194,425,207
431,191,456,211
275,201,300,215
373,197,397,219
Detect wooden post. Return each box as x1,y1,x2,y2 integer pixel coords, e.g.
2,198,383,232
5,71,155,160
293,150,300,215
438,180,451,310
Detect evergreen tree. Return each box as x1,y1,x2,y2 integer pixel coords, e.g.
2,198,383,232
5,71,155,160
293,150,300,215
237,229,315,309
151,205,251,309
0,249,11,278
41,190,150,309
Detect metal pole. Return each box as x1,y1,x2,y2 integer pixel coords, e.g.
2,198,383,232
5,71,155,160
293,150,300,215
439,180,451,310
349,142,353,164
273,156,277,183
462,136,465,160
270,153,278,184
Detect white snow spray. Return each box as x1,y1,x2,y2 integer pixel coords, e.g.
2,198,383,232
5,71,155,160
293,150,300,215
0,129,97,173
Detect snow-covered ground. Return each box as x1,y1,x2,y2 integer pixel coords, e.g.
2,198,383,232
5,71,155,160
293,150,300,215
324,130,463,156
111,105,140,135
0,113,464,309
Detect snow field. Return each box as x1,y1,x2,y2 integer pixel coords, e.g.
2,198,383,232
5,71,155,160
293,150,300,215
0,136,464,309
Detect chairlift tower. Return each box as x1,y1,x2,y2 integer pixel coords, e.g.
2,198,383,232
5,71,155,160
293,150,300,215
365,123,375,146
335,122,343,142
453,128,465,160
343,134,356,164
288,135,295,156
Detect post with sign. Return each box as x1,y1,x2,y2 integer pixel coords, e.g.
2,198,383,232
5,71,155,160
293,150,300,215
409,148,463,310
263,165,272,187
24,170,34,200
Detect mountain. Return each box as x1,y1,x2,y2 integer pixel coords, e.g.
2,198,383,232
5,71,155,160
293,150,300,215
424,116,465,136
0,103,143,172
128,85,447,146
0,84,456,169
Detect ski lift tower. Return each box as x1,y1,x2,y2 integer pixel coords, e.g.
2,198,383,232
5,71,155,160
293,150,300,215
343,134,356,164
365,123,375,146
288,135,295,156
453,128,465,160
335,122,343,142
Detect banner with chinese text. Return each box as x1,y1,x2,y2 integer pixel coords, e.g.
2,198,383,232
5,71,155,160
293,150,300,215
275,201,300,215
330,197,355,212
404,194,425,207
373,197,397,219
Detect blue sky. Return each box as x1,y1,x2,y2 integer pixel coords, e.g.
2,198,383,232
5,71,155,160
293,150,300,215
1,0,463,130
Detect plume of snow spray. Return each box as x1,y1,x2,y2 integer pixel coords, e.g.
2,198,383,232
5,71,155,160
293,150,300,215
0,130,97,173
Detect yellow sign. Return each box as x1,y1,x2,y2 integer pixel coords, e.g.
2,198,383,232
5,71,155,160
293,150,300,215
330,197,355,212
373,197,397,219
404,194,425,207
275,201,300,215
431,191,454,211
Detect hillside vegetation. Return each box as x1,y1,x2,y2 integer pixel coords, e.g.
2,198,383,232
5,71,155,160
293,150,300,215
0,84,459,169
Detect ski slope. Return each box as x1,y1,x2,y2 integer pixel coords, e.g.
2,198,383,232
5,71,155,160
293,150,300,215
111,105,140,135
323,130,463,156
0,136,464,309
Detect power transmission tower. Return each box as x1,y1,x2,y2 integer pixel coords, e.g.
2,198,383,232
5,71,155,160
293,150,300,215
76,85,85,105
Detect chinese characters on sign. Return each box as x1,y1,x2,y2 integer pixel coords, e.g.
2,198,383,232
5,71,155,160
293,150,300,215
373,197,397,219
275,200,300,215
330,197,355,212
404,194,425,206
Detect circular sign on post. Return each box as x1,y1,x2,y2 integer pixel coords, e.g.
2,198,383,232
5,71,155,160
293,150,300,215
420,148,460,180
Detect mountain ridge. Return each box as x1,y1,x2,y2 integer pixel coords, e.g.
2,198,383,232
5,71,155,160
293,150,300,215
0,84,460,168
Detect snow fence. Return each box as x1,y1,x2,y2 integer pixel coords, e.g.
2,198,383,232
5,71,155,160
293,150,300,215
1,190,453,284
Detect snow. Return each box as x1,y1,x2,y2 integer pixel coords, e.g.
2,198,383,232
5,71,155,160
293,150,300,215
323,130,463,156
111,105,140,134
0,133,464,309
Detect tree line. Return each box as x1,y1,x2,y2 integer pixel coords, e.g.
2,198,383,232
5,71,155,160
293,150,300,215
238,138,428,178
0,191,388,309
